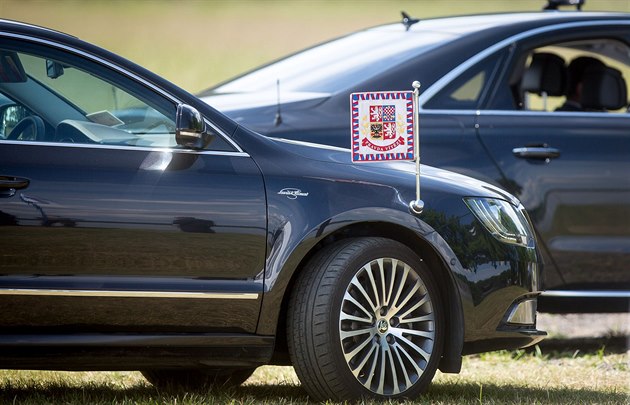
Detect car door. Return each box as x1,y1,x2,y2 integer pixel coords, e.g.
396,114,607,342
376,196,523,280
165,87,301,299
476,112,630,290
476,30,630,292
0,38,266,334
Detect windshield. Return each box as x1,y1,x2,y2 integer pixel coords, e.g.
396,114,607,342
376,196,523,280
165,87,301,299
209,28,455,94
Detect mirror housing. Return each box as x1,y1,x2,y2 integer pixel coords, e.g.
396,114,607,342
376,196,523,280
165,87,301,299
175,104,213,149
46,60,65,79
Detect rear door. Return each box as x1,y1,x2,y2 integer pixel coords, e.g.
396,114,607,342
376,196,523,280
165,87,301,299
476,112,630,290
0,37,266,334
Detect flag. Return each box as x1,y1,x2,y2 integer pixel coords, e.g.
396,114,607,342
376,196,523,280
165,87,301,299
351,91,415,162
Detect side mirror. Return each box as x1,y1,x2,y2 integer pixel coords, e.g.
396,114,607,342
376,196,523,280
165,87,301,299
175,104,213,149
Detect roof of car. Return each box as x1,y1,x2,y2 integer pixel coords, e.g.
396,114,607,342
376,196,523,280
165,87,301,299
375,11,629,36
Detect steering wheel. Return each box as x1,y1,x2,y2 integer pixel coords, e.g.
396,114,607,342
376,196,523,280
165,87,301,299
7,116,46,141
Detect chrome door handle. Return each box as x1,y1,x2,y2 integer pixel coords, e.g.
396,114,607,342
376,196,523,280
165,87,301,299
0,176,30,197
512,147,560,160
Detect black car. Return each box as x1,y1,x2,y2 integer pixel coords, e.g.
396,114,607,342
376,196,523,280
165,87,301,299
0,20,544,401
200,6,630,313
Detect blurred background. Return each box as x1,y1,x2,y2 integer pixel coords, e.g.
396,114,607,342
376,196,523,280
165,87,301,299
2,0,629,93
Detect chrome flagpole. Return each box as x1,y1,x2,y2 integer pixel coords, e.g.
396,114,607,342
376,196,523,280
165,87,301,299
409,80,424,214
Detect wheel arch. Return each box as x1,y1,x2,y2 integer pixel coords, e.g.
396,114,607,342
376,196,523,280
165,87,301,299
264,219,464,373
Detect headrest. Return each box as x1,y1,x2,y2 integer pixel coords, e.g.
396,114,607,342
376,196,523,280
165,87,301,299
566,56,604,98
521,53,566,96
581,65,627,110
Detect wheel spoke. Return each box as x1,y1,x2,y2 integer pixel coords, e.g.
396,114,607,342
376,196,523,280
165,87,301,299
340,327,372,341
393,341,424,378
399,313,434,325
343,292,373,320
366,262,381,309
397,294,430,321
363,341,380,389
392,327,434,340
350,340,379,377
376,343,387,394
389,264,410,313
390,279,421,315
350,275,377,312
384,259,398,306
394,333,431,362
343,330,376,362
391,343,412,390
387,345,400,395
340,311,373,324
379,258,388,306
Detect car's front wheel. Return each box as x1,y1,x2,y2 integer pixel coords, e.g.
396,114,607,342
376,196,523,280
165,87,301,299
142,367,256,391
287,237,444,401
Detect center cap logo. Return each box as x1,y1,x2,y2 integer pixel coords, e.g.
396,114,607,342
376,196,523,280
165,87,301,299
377,319,389,334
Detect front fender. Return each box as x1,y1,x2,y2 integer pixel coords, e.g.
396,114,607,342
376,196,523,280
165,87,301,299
255,205,469,344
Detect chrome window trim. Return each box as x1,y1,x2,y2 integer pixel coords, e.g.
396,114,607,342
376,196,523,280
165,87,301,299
0,139,250,157
0,288,259,300
420,109,630,119
542,290,630,298
0,31,244,154
479,110,630,118
419,20,630,107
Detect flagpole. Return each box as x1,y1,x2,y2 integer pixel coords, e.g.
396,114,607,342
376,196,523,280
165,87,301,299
409,81,424,214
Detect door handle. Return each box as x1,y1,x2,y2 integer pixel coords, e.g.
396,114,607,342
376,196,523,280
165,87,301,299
0,176,30,197
512,147,560,160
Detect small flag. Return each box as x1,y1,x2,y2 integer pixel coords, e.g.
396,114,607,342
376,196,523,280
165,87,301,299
350,91,415,162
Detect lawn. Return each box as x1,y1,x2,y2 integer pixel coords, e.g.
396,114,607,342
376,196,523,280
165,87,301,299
0,348,627,404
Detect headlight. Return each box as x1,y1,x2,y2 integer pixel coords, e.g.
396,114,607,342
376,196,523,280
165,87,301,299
464,198,533,247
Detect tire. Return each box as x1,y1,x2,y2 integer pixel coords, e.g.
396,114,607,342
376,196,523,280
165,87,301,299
142,367,256,391
287,237,444,401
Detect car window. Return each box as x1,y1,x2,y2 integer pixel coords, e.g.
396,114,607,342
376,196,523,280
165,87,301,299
0,45,180,147
423,51,503,110
506,38,630,113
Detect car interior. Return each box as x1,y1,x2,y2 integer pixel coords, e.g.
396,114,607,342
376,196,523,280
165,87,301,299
0,48,178,146
517,38,630,112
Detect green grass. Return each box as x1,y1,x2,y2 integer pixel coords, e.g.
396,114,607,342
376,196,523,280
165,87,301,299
1,0,629,92
0,349,628,404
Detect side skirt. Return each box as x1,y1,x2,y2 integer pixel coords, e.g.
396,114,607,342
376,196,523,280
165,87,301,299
0,333,274,370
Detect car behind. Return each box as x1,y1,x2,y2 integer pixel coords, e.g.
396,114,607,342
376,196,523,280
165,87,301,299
200,8,630,313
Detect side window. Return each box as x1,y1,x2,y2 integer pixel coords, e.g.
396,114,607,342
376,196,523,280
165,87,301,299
424,51,504,110
508,38,630,113
0,45,177,147
0,41,235,151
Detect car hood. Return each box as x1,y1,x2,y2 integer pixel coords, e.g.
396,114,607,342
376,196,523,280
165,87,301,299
269,137,521,207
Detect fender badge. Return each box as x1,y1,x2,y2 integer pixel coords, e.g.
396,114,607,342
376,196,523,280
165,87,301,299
278,188,309,200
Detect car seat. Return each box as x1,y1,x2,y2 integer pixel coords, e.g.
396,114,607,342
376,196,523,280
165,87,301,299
581,64,627,111
521,52,566,110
